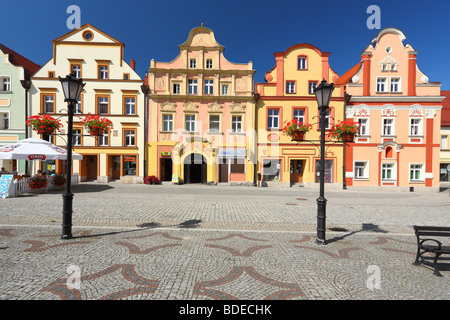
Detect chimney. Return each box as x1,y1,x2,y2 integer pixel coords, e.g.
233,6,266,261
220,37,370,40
130,59,136,71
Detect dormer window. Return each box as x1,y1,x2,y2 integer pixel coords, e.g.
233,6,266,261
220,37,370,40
298,56,307,70
380,55,398,71
206,59,213,69
190,59,196,69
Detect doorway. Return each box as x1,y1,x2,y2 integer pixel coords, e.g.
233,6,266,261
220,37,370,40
160,157,173,181
184,153,206,184
86,155,98,181
219,158,228,182
290,160,304,183
108,156,121,180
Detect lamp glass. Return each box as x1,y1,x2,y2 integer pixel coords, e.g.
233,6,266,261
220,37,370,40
59,74,85,102
314,80,334,107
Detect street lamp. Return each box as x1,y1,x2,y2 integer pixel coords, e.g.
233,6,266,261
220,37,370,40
59,73,85,239
314,79,334,245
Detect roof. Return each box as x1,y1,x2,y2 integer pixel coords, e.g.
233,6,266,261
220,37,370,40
441,90,450,126
336,62,361,85
0,43,41,77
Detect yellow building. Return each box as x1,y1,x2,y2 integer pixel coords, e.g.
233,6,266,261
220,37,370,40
254,44,346,187
30,24,145,183
146,26,256,185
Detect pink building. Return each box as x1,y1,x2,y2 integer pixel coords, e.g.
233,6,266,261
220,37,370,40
146,25,256,184
339,28,444,192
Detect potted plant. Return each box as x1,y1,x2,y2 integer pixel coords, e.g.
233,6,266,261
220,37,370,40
283,119,313,141
26,115,62,135
144,175,161,185
80,114,113,136
29,175,48,190
52,173,66,187
329,119,360,142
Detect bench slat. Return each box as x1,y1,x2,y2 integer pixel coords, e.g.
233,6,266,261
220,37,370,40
416,231,450,237
414,225,450,232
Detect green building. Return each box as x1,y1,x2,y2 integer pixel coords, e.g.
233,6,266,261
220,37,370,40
0,44,40,174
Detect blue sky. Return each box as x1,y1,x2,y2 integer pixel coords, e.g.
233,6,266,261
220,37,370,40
2,0,450,89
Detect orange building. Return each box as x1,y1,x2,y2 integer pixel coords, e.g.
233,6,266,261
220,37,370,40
339,28,444,191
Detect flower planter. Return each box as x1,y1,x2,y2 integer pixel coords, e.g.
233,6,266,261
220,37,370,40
89,127,104,136
291,130,305,141
341,133,355,142
38,127,55,134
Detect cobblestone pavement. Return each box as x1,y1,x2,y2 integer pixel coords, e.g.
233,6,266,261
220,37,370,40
0,182,449,301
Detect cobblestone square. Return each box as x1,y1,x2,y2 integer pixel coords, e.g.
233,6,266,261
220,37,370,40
0,183,449,301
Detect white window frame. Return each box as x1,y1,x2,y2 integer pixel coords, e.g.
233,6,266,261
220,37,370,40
188,79,198,95
308,81,317,94
376,77,388,93
75,96,82,114
221,84,229,96
390,77,401,93
125,97,136,115
268,109,279,129
44,95,54,114
286,81,295,94
357,117,369,136
206,59,213,69
73,129,82,146
98,97,109,114
1,76,11,92
381,163,396,181
442,135,449,150
124,130,135,147
293,109,304,124
99,66,108,79
209,114,220,133
232,115,243,133
185,114,196,132
354,161,369,180
382,118,395,136
409,163,424,182
163,114,173,132
98,131,109,146
71,65,81,78
204,79,214,95
409,118,423,137
298,57,307,70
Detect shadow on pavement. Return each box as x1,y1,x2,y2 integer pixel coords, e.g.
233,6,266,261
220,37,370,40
326,223,389,244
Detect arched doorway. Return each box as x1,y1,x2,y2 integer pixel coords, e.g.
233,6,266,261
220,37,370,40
184,153,207,184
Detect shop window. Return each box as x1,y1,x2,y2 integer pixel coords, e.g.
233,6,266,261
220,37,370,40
315,159,333,183
123,156,137,176
263,159,281,181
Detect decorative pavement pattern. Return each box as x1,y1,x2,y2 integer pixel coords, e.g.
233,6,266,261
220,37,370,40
0,183,449,300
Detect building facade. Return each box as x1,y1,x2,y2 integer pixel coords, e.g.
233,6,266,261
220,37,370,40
254,43,346,187
340,28,444,191
440,91,450,182
0,44,40,174
146,25,256,184
30,24,145,183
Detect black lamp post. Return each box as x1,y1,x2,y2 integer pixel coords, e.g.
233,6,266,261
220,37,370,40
313,79,334,245
59,73,85,239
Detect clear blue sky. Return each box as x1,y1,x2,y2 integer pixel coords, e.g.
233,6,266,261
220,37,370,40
2,0,450,89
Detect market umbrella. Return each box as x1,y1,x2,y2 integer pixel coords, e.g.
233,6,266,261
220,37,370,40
0,138,83,161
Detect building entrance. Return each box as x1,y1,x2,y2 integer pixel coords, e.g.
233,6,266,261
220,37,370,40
184,153,206,184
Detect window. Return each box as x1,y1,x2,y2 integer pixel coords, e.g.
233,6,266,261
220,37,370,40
43,95,54,113
232,115,242,133
377,78,387,92
268,109,279,129
185,115,195,132
209,115,220,132
1,77,11,91
319,110,330,130
123,73,130,80
163,114,173,132
390,77,401,92
123,156,137,176
73,129,82,146
124,130,136,147
293,109,304,124
97,97,109,114
315,160,333,183
42,133,54,144
222,84,229,95
48,71,55,78
188,79,198,94
298,56,307,70
442,135,448,150
71,64,81,78
383,118,394,136
124,97,136,115
206,59,213,69
190,59,196,69
410,164,423,181
358,118,369,136
354,161,368,179
410,118,422,136
98,65,108,79
263,159,281,181
75,96,82,114
173,83,180,94
98,131,109,146
382,163,395,180
204,79,214,95
286,81,295,94
308,81,317,94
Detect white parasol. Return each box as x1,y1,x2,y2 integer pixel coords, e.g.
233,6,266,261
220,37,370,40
0,138,83,161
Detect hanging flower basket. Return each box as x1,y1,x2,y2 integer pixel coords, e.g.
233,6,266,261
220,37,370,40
80,114,113,136
329,120,360,142
52,173,66,187
283,119,312,141
26,115,62,135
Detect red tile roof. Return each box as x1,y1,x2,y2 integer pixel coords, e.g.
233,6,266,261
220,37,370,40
336,62,361,85
441,90,450,126
0,43,41,77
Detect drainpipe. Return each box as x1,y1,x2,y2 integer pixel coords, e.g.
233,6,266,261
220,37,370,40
20,78,32,175
253,92,260,186
141,72,150,179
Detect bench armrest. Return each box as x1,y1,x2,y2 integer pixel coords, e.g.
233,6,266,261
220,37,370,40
419,239,442,250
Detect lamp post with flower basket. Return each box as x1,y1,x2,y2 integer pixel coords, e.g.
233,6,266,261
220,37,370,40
26,115,63,135
329,119,360,143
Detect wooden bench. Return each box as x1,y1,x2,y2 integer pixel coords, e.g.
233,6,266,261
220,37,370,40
413,225,450,276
